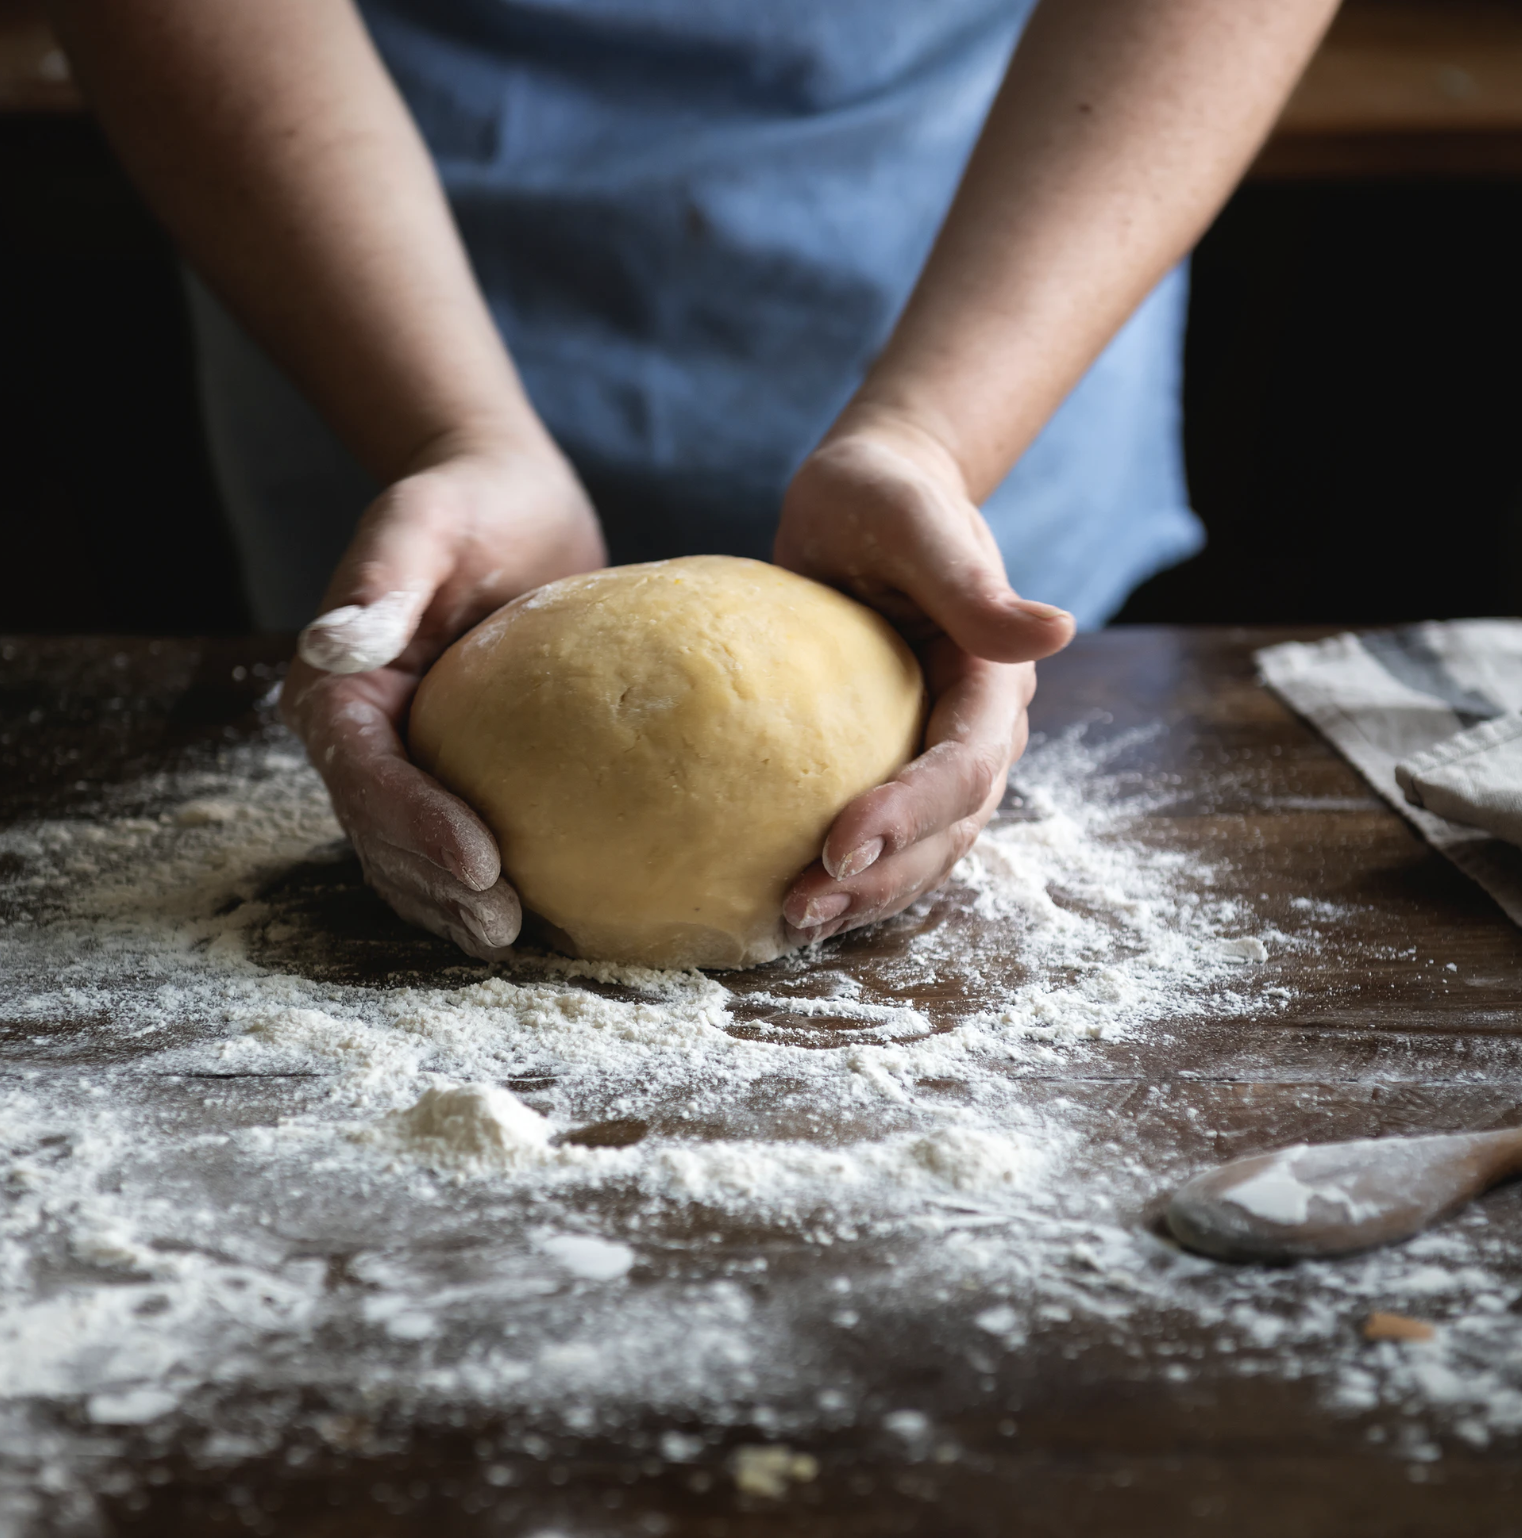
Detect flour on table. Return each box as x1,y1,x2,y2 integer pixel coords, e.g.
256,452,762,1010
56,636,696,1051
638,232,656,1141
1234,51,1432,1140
377,1083,551,1173
2,719,1519,1532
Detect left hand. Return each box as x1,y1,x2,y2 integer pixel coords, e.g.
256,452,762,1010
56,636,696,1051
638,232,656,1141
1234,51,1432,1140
281,439,606,961
773,409,1074,946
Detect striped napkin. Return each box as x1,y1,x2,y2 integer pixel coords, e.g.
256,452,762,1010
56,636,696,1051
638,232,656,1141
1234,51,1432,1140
1256,620,1522,927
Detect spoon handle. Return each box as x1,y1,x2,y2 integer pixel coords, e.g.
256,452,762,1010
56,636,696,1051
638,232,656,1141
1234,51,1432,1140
1481,1124,1522,1181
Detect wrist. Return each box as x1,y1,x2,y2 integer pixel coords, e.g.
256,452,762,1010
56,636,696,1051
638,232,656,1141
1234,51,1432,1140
814,397,973,501
398,414,570,481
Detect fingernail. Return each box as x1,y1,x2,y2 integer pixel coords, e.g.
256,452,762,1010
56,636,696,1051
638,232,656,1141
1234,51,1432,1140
799,892,851,928
435,848,487,892
833,838,883,880
1013,599,1072,623
465,914,516,951
461,888,521,949
297,589,422,675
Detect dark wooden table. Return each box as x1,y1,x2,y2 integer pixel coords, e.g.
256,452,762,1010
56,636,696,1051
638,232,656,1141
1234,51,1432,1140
3,626,1522,1537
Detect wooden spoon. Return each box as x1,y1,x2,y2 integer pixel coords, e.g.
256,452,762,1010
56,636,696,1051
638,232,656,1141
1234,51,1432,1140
1166,1128,1522,1263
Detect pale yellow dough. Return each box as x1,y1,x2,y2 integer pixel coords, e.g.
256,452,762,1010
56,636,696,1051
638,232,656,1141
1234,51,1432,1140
409,555,925,969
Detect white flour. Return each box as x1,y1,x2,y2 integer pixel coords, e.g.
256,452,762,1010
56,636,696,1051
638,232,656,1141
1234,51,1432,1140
296,589,423,675
2,719,1520,1530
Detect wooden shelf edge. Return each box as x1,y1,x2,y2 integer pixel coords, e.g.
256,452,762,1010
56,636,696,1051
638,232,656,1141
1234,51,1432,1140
1252,129,1522,180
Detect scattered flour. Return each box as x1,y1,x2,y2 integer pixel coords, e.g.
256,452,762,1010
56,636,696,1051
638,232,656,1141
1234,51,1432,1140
1,719,1519,1531
1224,1161,1320,1226
1222,1147,1386,1228
729,1442,819,1498
377,1083,551,1172
535,1232,636,1282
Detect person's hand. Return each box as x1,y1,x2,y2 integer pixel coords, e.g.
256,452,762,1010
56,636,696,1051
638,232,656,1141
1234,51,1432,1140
280,439,606,960
773,409,1074,947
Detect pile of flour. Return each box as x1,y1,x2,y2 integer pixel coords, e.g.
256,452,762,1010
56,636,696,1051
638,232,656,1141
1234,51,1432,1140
2,716,1519,1531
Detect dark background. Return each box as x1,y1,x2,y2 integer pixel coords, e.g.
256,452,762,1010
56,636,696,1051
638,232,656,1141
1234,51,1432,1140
1120,176,1522,624
1,114,1519,635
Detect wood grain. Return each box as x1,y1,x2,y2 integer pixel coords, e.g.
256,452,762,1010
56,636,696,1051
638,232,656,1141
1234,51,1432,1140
3,626,1521,1537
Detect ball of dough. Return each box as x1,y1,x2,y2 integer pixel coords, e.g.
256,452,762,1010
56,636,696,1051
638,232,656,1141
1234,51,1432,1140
409,555,925,969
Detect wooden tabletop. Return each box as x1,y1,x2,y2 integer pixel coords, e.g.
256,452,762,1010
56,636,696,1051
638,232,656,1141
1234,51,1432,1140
3,626,1522,1537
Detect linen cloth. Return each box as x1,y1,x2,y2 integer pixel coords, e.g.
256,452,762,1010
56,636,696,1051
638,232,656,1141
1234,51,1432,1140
1395,711,1522,849
187,0,1201,631
1256,620,1522,926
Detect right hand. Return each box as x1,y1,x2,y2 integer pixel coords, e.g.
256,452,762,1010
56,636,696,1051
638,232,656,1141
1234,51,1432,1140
280,437,606,960
774,415,1070,946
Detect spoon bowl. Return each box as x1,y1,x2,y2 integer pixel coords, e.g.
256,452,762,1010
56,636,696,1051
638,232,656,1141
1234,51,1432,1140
1167,1126,1522,1263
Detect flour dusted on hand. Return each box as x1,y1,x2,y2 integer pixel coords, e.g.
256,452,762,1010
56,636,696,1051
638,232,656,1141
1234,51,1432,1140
409,556,926,969
298,589,424,675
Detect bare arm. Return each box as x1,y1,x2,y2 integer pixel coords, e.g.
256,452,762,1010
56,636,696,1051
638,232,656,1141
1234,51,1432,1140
777,0,1338,941
852,0,1338,498
53,0,604,961
49,0,544,480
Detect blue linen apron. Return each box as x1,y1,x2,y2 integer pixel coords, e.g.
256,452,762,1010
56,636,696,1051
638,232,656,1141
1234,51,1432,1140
189,0,1201,630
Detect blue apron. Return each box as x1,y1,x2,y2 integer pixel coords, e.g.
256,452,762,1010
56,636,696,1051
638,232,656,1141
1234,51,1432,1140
189,0,1200,630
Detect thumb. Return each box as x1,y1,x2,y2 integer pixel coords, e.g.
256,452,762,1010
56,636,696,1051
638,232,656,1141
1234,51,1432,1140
781,435,1077,666
298,590,429,675
894,521,1075,666
297,478,459,675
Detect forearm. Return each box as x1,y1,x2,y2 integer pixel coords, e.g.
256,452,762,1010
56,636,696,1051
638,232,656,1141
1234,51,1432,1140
49,0,550,483
841,0,1338,500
